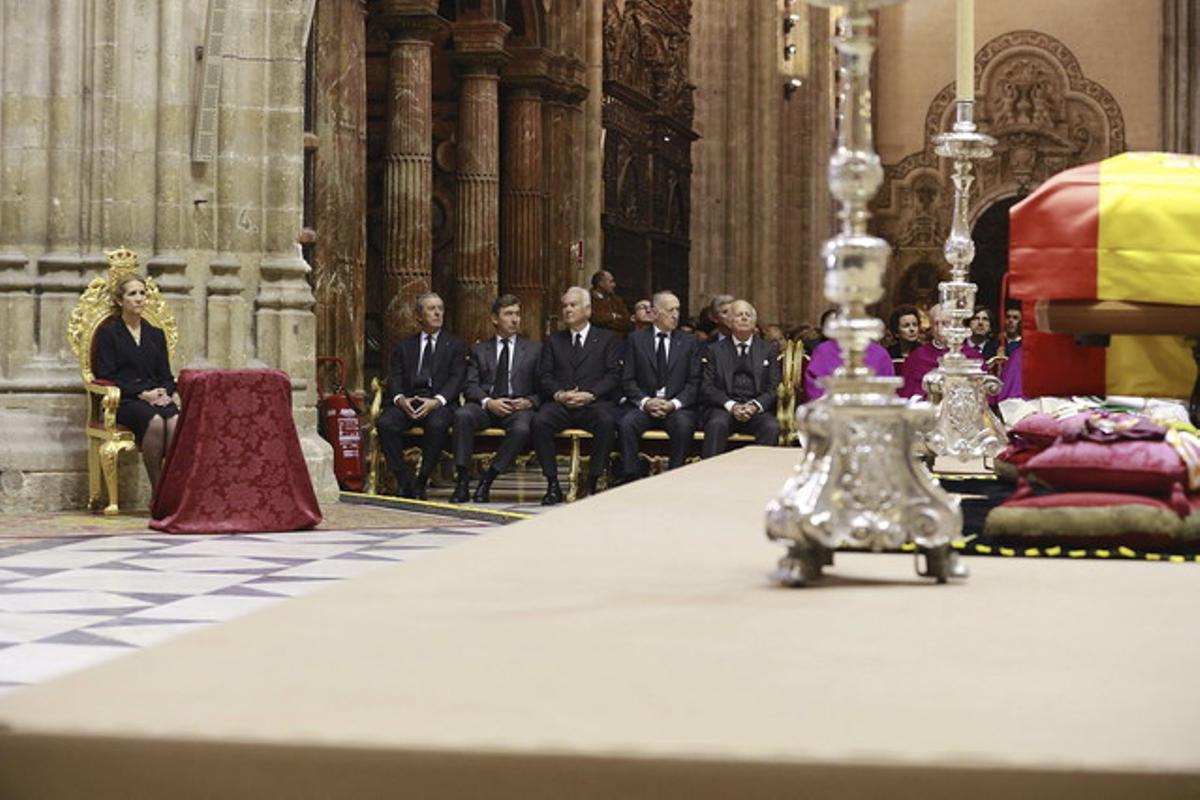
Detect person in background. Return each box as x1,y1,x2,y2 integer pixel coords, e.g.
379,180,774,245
886,304,922,360
631,298,656,331
810,307,839,350
450,295,541,504
699,300,781,456
589,270,633,336
376,292,468,499
761,323,786,347
532,287,622,504
615,291,700,483
898,304,983,399
697,294,734,341
967,306,994,353
804,311,895,402
92,273,180,492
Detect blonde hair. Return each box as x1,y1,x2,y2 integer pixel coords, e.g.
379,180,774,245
111,273,147,313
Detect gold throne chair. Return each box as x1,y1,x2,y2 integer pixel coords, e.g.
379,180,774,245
66,247,179,515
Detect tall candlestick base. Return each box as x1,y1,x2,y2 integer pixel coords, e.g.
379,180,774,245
923,100,1004,459
765,0,963,587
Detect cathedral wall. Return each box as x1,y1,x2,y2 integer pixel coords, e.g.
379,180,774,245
876,0,1162,165
0,0,336,512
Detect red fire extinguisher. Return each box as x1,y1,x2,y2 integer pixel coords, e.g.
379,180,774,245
316,356,365,492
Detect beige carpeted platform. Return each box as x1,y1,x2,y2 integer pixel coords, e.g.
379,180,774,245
1,447,1198,799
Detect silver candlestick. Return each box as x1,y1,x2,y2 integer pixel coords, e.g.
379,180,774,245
923,100,1004,458
765,0,963,586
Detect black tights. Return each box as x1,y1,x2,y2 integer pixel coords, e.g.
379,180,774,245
142,414,178,491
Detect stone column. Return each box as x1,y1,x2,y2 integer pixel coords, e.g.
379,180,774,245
147,0,195,370
451,17,509,343
501,50,547,339
378,1,443,362
582,0,604,279
1162,0,1200,154
542,56,588,330
313,0,368,392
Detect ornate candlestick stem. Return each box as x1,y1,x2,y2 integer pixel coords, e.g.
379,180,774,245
923,100,1004,458
765,0,963,586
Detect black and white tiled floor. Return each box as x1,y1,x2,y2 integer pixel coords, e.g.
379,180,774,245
0,520,519,695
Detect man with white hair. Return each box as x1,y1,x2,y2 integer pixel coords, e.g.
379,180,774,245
532,286,622,504
699,299,781,457
615,290,700,482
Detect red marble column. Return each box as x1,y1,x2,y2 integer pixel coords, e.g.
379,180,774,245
451,18,509,344
378,1,442,362
501,51,549,339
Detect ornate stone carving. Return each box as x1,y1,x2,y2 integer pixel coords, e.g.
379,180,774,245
873,30,1126,309
601,0,696,308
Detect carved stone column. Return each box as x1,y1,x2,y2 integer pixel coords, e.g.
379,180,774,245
452,17,509,343
501,50,548,338
378,1,442,361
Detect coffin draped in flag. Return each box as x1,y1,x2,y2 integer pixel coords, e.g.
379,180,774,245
1009,152,1200,399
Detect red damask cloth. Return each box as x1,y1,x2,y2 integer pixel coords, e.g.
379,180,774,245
150,369,322,534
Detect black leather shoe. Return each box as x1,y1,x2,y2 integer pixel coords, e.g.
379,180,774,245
449,477,471,504
412,476,429,501
541,479,564,506
395,474,416,499
472,471,497,503
586,475,602,497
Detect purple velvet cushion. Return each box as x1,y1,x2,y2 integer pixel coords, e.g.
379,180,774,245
1023,439,1186,496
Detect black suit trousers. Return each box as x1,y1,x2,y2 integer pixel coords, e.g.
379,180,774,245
377,404,454,480
618,407,696,476
532,401,615,481
452,404,534,474
701,408,779,458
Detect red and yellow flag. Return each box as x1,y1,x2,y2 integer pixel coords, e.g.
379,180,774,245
1009,152,1200,399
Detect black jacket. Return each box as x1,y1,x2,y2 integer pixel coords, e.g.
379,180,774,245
386,331,469,405
701,336,781,412
465,336,541,407
538,326,621,401
621,327,700,408
92,317,176,401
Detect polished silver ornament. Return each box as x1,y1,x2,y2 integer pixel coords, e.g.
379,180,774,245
923,100,1004,459
765,0,964,586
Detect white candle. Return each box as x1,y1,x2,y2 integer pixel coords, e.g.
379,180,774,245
956,0,974,101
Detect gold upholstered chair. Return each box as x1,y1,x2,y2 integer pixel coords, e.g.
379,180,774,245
66,247,179,515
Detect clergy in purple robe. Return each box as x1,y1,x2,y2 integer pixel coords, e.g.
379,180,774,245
804,339,896,402
995,344,1023,401
898,341,984,398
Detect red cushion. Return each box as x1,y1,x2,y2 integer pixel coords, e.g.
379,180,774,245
1023,439,1186,496
1007,413,1064,450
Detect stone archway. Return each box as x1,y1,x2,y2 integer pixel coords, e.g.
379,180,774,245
872,30,1126,316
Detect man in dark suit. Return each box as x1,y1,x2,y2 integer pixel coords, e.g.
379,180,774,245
449,294,541,503
700,299,781,457
616,291,700,482
532,286,622,505
376,292,468,499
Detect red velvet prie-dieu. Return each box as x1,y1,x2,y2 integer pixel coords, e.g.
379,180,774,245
150,369,322,534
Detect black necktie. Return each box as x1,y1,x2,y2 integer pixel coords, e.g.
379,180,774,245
738,342,748,360
656,332,669,388
573,332,583,354
418,334,434,381
495,338,511,398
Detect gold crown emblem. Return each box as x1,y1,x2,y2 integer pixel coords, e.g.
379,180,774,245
105,247,140,286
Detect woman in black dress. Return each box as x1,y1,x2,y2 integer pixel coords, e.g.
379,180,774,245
92,274,180,491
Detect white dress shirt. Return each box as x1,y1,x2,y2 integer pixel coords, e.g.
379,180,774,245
394,330,447,408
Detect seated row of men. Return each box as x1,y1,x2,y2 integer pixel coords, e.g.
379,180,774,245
377,289,782,506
